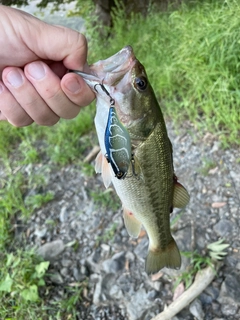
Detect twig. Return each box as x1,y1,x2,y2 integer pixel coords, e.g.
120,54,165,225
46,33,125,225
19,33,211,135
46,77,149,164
83,145,100,163
151,263,221,320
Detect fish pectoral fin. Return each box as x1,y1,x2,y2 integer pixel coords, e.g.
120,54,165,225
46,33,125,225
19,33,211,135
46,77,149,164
145,237,181,275
173,180,190,208
123,207,142,238
95,151,103,174
95,151,112,188
102,156,112,188
131,155,145,182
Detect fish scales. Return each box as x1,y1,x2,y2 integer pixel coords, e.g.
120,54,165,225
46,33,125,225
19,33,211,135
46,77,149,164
72,46,190,274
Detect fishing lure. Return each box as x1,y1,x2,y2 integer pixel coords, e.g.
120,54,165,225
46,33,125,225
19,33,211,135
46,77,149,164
93,82,133,179
104,106,132,179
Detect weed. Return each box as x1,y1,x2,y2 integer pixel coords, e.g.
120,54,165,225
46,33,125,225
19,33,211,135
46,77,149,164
0,249,49,318
96,222,118,246
88,0,240,146
24,191,54,211
199,157,218,176
82,162,96,177
175,239,229,290
90,188,121,211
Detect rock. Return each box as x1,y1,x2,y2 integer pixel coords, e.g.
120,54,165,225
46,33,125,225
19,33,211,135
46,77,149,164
50,271,64,284
37,239,65,261
34,226,47,238
213,219,234,237
218,271,240,303
93,273,116,305
102,251,126,273
60,267,68,277
147,290,158,301
109,284,123,300
59,206,68,222
220,297,239,316
189,299,204,320
61,259,72,267
134,238,148,260
125,288,155,320
73,267,81,281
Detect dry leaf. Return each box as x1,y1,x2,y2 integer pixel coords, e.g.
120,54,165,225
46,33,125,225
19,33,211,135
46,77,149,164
211,202,226,208
208,167,218,175
151,272,163,281
138,229,146,238
173,282,185,301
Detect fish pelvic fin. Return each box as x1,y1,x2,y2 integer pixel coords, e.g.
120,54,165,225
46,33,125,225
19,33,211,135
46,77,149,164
145,237,181,275
173,180,190,208
95,151,112,188
123,207,142,238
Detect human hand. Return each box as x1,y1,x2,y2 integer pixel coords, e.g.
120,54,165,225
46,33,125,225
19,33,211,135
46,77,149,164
0,5,95,127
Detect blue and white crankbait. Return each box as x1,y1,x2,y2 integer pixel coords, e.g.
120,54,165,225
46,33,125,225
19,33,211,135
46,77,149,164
104,106,132,179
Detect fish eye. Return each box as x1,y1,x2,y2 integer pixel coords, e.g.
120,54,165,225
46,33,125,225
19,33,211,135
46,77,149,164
134,76,148,91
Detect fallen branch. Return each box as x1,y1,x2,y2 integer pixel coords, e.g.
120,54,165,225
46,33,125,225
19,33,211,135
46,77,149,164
83,145,100,163
151,263,221,320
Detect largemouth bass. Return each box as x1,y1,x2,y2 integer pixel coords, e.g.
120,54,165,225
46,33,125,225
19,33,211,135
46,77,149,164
72,46,190,274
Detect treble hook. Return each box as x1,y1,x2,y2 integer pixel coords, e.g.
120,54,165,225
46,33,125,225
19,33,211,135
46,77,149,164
94,83,115,106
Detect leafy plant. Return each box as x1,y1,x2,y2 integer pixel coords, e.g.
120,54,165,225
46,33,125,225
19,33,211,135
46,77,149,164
175,239,229,290
24,191,54,210
96,222,118,246
0,250,49,314
90,188,121,211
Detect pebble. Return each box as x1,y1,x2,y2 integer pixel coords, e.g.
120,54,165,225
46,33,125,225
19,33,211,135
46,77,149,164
213,219,234,237
189,299,204,320
50,272,64,284
36,239,65,261
34,226,47,238
218,271,240,303
61,258,72,267
102,251,126,273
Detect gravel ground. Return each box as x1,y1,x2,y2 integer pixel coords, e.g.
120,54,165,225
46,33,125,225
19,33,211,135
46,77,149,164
13,120,240,320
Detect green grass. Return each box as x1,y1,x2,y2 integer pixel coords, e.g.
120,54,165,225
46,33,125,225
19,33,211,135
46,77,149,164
0,0,239,317
86,0,240,147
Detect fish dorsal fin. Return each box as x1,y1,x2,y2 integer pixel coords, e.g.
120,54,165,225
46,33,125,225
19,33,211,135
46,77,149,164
173,180,190,208
95,151,112,188
123,207,142,238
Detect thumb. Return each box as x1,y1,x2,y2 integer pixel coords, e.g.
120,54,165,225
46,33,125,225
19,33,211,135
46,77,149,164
35,24,89,70
10,6,89,70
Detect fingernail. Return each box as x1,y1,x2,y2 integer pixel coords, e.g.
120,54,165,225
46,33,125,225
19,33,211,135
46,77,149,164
65,78,81,93
7,70,24,88
27,62,46,80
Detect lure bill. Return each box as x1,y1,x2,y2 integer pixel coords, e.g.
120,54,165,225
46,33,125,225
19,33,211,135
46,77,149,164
71,46,190,274
105,106,132,179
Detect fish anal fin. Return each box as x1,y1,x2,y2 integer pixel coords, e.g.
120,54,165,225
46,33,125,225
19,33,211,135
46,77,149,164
173,180,190,208
95,151,112,188
123,207,142,238
145,237,181,275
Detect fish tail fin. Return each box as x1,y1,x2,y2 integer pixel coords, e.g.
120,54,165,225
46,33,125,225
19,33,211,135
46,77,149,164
145,237,181,275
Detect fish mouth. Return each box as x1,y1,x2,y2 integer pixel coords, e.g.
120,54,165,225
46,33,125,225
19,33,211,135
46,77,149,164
70,45,137,88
